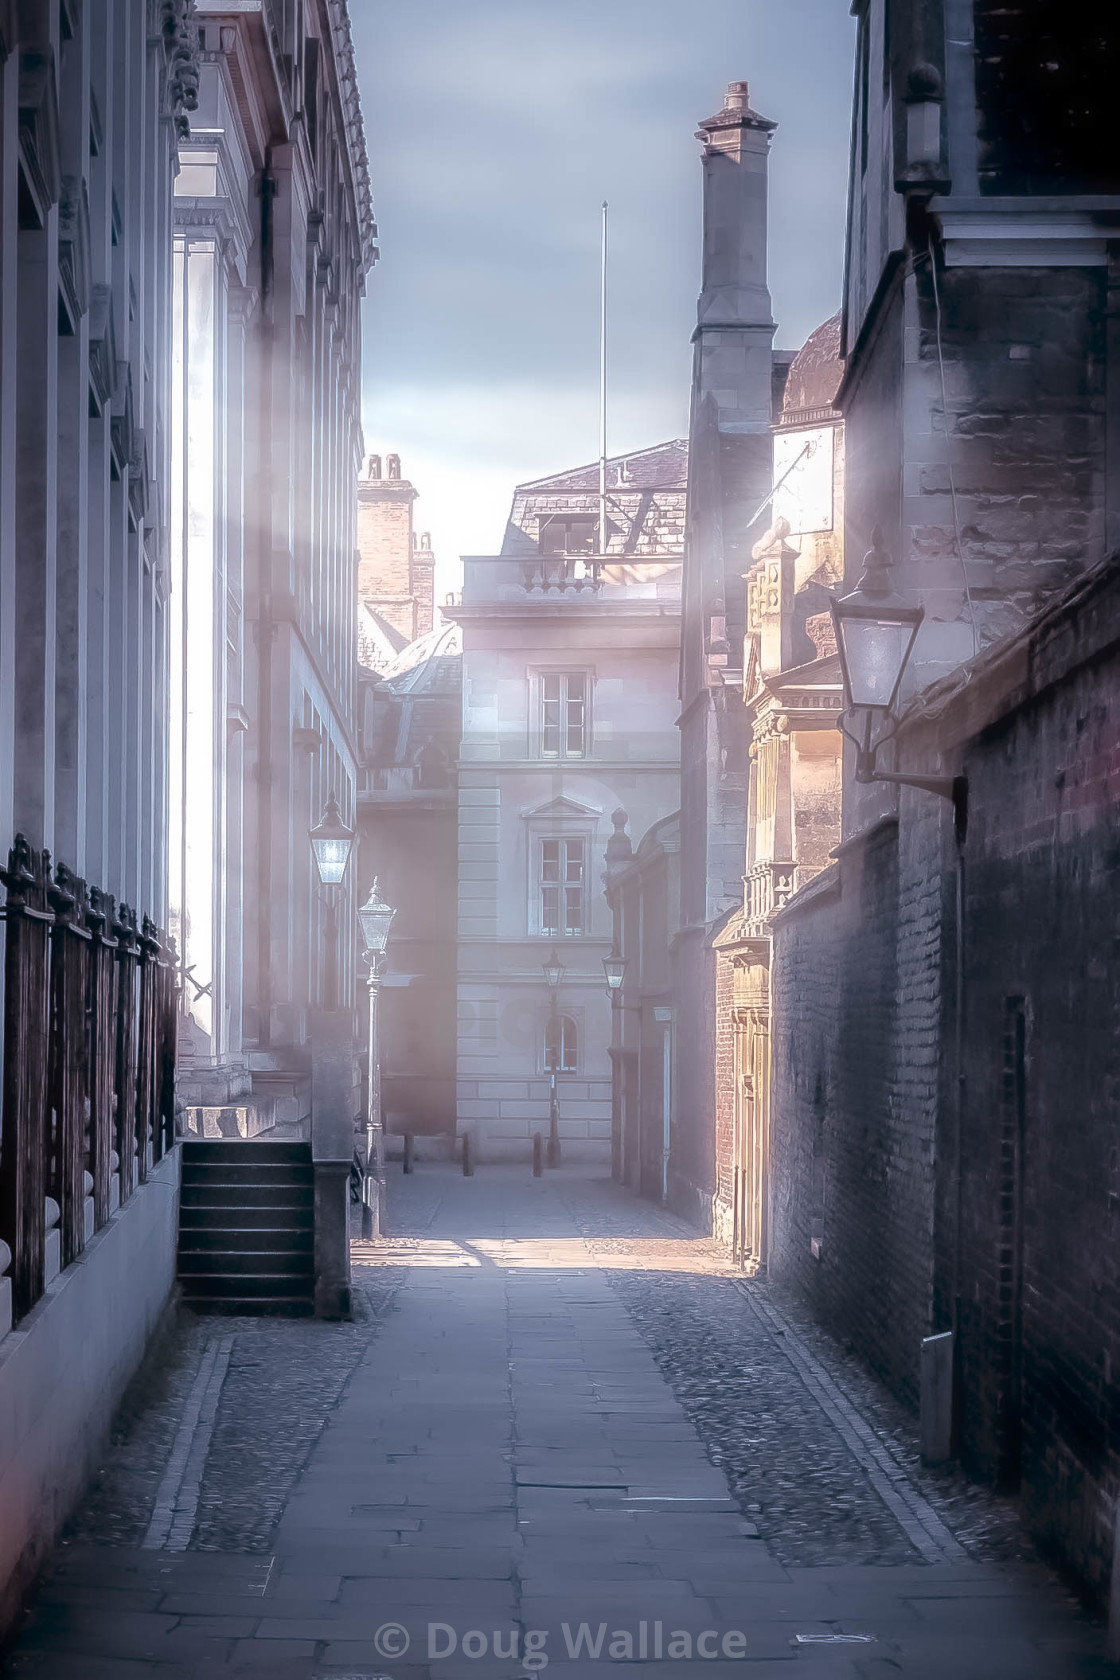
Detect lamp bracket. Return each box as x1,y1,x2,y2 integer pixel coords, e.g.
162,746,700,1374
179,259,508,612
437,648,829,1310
857,763,969,844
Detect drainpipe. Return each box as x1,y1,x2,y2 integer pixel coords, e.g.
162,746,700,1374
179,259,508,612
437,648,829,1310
255,155,277,1047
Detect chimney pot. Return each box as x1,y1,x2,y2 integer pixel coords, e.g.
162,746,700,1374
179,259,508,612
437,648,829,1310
368,453,381,479
726,81,749,109
387,453,401,480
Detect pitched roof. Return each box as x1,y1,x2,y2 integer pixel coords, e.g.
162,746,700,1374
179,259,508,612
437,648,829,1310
781,313,843,422
516,439,688,495
357,604,408,674
379,620,462,696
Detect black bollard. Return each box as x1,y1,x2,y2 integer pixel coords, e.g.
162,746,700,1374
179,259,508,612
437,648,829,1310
403,1132,414,1175
532,1132,543,1177
462,1131,474,1177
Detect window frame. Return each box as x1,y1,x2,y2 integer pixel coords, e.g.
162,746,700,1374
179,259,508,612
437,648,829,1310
531,667,592,761
544,1011,579,1074
537,835,586,939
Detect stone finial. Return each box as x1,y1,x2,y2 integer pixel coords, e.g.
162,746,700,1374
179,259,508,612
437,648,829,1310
604,809,634,882
855,525,893,599
806,611,838,659
750,515,792,563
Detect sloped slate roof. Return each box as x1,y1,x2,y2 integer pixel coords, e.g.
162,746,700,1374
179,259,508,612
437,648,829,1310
379,620,462,696
781,313,843,420
517,439,688,495
357,603,408,675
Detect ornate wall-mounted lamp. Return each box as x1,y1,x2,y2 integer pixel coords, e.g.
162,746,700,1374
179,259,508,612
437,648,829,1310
830,531,967,839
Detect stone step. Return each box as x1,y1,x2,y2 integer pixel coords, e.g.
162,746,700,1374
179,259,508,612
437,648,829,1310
177,1224,314,1253
177,1248,313,1277
178,1271,313,1299
181,1161,312,1187
180,1295,315,1317
181,1140,311,1165
179,1203,314,1232
180,1182,314,1210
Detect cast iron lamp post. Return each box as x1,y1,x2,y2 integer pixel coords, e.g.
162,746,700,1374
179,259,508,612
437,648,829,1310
604,948,626,1182
543,947,565,1168
309,794,355,1009
830,529,968,836
357,879,395,1238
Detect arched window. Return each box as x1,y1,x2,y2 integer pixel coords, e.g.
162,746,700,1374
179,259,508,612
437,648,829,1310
545,1013,578,1074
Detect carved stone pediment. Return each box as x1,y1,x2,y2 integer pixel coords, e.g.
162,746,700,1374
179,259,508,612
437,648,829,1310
128,429,150,531
18,47,61,230
59,176,91,332
110,364,134,482
88,287,118,415
156,0,200,139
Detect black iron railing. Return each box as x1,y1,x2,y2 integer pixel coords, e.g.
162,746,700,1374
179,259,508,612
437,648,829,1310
0,836,178,1324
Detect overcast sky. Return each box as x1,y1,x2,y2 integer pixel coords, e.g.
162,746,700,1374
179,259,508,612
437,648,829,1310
350,2,855,592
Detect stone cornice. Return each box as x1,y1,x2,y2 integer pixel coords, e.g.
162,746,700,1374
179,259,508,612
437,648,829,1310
154,0,201,140
319,0,377,275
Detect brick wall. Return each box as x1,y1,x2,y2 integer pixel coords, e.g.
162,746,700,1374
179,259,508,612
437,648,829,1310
769,553,1120,1603
357,486,421,643
951,559,1120,1598
771,804,945,1409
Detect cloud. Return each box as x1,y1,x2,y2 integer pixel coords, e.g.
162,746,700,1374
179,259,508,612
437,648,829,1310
353,0,855,565
365,377,689,590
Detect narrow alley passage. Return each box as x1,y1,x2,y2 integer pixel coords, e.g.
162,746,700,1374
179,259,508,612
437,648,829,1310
3,1168,1109,1680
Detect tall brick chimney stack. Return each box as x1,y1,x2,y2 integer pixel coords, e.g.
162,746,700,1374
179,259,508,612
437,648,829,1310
357,455,436,647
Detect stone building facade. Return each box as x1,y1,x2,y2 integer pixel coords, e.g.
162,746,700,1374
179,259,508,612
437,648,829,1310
357,459,460,1149
669,80,798,1231
449,444,685,1163
767,0,1120,1606
707,317,845,1261
357,452,436,671
168,0,376,1128
0,0,196,1635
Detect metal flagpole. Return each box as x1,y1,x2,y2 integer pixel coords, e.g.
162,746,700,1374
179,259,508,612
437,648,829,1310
599,200,608,557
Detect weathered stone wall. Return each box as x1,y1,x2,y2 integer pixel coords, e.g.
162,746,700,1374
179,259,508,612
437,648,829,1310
710,943,737,1250
0,1155,179,1641
667,925,717,1231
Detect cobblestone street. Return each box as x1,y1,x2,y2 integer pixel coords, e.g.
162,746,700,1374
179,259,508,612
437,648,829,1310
2,1165,1111,1680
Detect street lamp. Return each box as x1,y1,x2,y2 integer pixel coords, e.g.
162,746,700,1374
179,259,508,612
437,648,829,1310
543,947,565,1168
357,878,396,1238
830,529,967,836
309,793,355,1010
604,946,626,1184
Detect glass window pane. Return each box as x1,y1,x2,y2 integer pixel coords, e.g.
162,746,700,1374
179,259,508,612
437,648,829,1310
565,886,582,934
564,675,585,756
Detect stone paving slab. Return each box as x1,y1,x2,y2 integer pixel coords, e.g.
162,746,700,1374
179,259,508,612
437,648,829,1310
2,1166,1112,1680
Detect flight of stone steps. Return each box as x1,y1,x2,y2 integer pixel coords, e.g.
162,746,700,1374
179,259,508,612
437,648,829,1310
177,1141,315,1316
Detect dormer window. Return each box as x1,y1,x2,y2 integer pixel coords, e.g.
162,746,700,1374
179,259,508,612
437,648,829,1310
538,515,598,556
